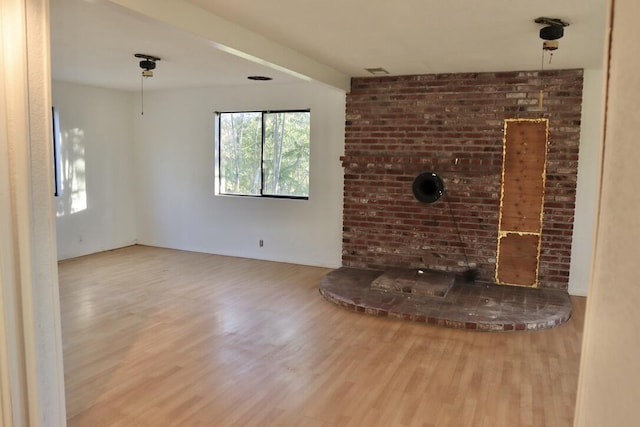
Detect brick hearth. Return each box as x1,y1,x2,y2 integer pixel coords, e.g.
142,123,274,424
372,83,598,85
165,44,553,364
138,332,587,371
320,268,572,331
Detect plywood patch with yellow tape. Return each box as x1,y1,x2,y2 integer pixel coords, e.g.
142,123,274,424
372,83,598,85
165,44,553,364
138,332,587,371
496,119,548,287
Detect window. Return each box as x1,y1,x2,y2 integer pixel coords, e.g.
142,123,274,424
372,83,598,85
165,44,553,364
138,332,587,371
52,106,62,197
216,110,310,199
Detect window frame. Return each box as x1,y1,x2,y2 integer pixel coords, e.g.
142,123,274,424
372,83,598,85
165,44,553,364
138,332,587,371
214,109,311,200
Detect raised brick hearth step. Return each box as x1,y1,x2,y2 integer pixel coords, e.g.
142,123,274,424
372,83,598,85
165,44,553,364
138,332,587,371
320,267,572,332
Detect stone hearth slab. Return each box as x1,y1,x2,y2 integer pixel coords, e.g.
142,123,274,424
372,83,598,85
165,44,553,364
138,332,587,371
370,268,454,297
319,267,572,332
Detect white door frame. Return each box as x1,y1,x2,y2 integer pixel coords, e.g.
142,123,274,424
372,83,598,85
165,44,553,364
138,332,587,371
0,0,66,425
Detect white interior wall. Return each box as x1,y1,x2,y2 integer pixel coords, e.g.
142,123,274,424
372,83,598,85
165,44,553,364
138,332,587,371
568,69,605,296
52,81,137,260
133,82,346,268
53,75,601,292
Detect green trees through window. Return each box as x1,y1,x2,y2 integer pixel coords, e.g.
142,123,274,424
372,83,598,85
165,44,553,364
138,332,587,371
217,110,310,198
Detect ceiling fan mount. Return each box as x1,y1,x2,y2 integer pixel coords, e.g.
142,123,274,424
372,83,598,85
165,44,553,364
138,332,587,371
535,17,569,41
134,53,161,76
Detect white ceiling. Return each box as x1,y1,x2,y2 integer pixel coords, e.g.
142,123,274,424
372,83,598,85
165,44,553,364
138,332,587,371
50,0,608,92
50,0,303,91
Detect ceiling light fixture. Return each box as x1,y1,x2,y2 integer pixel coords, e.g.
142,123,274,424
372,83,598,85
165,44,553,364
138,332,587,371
135,53,161,77
535,17,569,56
134,53,161,115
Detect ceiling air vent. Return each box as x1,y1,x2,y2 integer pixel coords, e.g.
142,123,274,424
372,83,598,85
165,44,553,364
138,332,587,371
365,67,389,75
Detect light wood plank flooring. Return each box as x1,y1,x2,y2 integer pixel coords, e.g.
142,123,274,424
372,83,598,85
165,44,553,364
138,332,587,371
59,245,585,426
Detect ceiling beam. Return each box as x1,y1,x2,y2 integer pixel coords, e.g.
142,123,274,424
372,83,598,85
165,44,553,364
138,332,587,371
108,0,351,91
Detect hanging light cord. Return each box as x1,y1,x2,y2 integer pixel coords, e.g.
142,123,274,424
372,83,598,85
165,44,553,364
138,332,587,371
140,73,144,115
445,192,470,268
444,191,479,283
539,47,545,109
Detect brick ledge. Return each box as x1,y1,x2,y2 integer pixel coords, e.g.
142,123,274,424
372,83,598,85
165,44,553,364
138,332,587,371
320,267,572,332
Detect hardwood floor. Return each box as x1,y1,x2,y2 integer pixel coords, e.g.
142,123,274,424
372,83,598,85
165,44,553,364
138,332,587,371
59,245,585,426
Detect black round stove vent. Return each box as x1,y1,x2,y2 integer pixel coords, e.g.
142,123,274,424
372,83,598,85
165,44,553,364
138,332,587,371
412,172,444,204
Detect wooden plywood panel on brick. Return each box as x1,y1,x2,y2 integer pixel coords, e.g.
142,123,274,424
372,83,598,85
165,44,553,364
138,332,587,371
500,121,547,233
496,119,547,287
496,233,540,286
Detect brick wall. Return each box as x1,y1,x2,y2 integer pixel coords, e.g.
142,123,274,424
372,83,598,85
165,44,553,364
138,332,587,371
342,69,583,290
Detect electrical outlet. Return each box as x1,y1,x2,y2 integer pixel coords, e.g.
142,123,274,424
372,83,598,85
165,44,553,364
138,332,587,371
259,239,264,247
